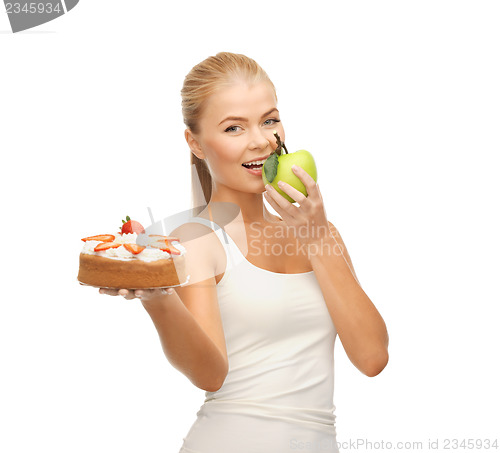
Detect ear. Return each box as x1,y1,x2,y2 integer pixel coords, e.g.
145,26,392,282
185,129,205,159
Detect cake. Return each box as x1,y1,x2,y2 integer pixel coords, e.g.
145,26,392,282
78,216,188,289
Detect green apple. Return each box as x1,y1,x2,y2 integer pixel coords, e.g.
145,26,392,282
262,131,318,203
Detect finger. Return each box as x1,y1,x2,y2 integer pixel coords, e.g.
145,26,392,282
264,191,294,225
152,288,172,297
276,180,307,205
126,291,139,300
99,288,119,296
118,289,136,300
264,189,282,214
134,289,162,299
291,165,318,198
265,184,299,218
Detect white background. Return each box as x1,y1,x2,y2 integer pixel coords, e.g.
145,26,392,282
1,1,499,452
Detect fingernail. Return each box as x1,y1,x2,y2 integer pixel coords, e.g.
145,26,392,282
277,181,284,187
292,165,298,171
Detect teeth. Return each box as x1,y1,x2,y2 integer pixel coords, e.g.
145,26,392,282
243,159,266,167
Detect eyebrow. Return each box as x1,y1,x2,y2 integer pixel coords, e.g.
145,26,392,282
218,108,279,126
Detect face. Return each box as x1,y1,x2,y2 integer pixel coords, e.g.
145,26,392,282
188,80,285,194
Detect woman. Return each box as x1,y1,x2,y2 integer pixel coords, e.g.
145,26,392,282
101,52,389,452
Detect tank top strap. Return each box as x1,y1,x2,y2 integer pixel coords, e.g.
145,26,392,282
187,216,246,280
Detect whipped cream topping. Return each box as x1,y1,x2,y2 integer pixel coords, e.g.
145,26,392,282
81,233,186,262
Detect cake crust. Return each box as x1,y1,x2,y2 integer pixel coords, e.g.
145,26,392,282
78,253,187,289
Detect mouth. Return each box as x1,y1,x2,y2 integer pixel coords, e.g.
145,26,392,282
241,155,269,171
242,162,264,171
242,164,263,175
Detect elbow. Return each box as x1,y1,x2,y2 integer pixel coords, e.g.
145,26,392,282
362,349,389,378
199,359,229,392
203,379,225,393
201,371,228,392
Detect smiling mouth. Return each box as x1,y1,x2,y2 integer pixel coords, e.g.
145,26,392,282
242,162,264,170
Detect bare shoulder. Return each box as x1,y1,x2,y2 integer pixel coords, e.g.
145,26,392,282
327,220,360,285
168,221,225,283
169,220,218,237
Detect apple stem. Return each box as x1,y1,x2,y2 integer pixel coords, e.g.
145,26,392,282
273,131,289,155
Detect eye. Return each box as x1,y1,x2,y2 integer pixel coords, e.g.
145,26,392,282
224,125,242,133
263,118,281,127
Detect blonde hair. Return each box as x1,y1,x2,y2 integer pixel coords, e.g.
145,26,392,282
181,51,277,208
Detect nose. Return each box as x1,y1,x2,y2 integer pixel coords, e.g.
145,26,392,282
248,128,271,151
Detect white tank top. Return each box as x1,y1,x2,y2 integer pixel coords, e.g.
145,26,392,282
179,215,339,453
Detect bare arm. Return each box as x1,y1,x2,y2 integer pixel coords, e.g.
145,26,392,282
100,223,228,392
140,282,228,392
308,221,389,377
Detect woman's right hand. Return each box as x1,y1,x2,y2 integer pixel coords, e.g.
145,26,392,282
98,287,175,301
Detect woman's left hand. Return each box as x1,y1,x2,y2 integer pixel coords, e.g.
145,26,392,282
264,164,331,248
